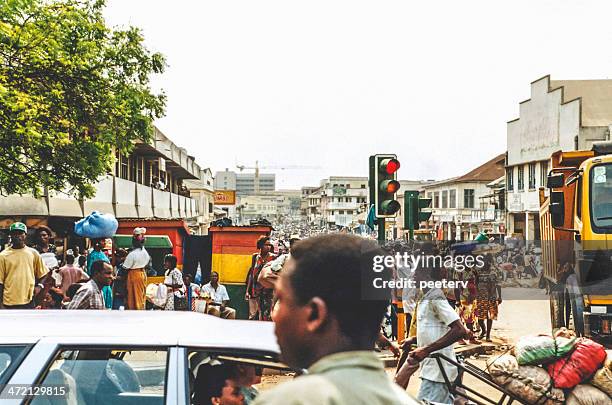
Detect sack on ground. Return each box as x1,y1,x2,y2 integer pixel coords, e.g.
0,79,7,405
514,335,576,365
590,366,612,397
492,365,564,405
487,354,519,386
553,327,577,340
604,350,612,370
547,338,607,389
565,384,610,405
146,283,168,308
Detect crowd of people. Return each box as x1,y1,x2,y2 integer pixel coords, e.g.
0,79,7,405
1,218,548,404
0,223,229,319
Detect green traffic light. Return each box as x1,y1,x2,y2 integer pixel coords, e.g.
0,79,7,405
381,199,401,214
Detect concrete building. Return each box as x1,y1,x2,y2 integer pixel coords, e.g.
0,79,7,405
213,169,275,195
238,190,301,224
183,167,215,234
0,126,204,240
318,177,369,228
506,76,612,240
422,154,506,241
302,187,323,224
300,186,320,221
214,169,237,191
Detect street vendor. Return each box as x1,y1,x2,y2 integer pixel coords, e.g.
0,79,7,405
123,227,151,310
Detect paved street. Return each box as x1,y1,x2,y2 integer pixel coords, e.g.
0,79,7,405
257,287,552,400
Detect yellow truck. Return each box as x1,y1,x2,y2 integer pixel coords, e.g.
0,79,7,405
539,141,612,345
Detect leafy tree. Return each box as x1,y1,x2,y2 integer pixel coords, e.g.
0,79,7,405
0,0,166,198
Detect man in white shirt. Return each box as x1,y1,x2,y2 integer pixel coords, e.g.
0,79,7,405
123,227,151,310
407,264,468,404
201,271,235,319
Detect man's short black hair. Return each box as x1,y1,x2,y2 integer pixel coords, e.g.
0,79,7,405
66,254,75,265
66,283,84,300
91,260,107,276
194,363,234,404
288,234,390,346
256,236,270,250
164,254,178,269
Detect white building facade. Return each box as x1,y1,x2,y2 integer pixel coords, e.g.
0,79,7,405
422,154,506,241
506,76,612,240
319,177,368,228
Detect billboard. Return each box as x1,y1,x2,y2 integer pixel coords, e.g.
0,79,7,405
214,190,236,205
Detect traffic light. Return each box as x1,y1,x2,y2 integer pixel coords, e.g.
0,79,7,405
369,154,401,218
404,190,432,231
404,191,419,230
418,196,433,223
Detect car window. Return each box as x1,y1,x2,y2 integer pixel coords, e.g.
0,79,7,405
30,347,168,405
186,349,293,405
0,345,29,385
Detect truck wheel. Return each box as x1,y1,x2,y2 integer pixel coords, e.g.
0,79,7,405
549,289,565,330
564,274,585,336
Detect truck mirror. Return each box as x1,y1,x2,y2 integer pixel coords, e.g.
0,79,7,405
550,191,565,228
547,173,564,189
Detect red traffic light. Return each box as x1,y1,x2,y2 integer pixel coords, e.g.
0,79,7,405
380,158,400,174
380,180,400,193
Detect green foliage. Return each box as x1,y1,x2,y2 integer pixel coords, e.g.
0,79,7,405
0,0,166,198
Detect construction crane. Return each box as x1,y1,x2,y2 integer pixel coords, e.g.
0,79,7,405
235,160,321,193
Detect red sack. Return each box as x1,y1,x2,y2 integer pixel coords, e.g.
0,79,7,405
547,338,607,389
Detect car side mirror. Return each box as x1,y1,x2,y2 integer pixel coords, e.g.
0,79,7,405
550,191,565,228
547,173,564,189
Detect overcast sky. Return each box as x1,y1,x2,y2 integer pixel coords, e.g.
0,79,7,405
103,0,612,190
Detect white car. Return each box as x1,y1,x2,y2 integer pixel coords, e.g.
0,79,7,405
0,311,289,405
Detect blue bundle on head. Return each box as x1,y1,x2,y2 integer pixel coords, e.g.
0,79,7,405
74,211,119,238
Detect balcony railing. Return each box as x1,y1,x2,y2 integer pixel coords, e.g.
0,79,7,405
0,176,200,220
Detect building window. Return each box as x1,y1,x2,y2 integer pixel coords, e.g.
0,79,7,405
433,192,440,208
136,157,143,184
144,161,151,186
427,192,432,199
361,184,366,188
209,203,213,213
464,189,475,208
540,161,548,188
518,166,524,191
339,210,344,215
449,189,456,208
528,162,536,190
441,190,448,208
120,154,128,180
507,167,514,192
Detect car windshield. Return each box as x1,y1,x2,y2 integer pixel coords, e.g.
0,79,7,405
590,163,612,228
0,345,28,385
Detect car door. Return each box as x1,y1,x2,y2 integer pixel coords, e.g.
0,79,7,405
3,340,182,405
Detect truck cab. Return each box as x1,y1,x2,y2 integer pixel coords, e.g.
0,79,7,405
541,141,612,344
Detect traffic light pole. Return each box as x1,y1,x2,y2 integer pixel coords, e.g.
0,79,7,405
378,218,385,243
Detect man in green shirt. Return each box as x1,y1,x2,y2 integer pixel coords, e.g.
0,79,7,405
253,234,418,405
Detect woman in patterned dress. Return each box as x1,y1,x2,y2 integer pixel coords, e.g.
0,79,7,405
475,254,502,341
455,255,479,345
163,255,185,311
